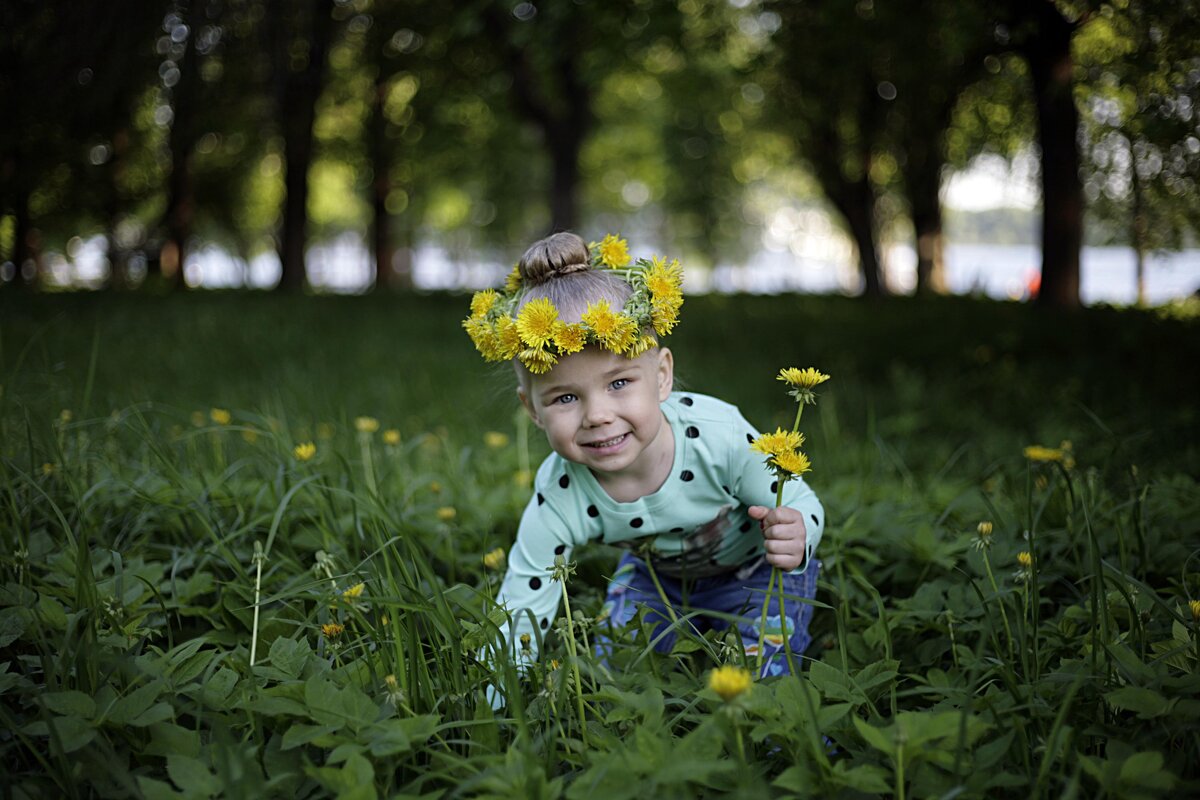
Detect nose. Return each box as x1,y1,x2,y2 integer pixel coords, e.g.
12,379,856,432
582,397,615,427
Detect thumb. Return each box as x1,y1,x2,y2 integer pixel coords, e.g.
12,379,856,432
746,505,770,520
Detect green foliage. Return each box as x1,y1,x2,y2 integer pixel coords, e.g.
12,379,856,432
1,291,1198,797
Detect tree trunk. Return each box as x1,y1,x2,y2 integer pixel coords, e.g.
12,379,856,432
549,130,582,233
275,0,335,292
1130,139,1147,307
368,71,408,290
158,3,198,290
1023,2,1082,310
827,176,885,297
905,140,948,294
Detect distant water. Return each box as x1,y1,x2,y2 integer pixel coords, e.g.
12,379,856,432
31,234,1200,306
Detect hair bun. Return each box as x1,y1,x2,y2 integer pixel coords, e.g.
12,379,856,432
518,232,592,287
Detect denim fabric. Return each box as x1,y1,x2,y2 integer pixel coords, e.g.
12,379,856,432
596,551,821,678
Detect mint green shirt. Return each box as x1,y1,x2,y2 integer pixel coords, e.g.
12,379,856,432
492,392,824,660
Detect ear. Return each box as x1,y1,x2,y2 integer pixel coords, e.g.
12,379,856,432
517,386,545,429
655,347,674,402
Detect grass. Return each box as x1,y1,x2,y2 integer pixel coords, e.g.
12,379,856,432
1,288,1198,798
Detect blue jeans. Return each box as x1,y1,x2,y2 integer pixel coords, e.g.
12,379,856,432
595,551,821,678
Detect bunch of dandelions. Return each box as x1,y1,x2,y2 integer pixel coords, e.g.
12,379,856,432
746,368,830,676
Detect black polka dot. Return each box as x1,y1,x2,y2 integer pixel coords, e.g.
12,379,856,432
740,520,752,533
770,480,778,494
587,505,599,517
746,433,755,443
670,527,684,533
722,485,730,494
811,514,820,526
680,470,694,482
537,493,545,505
558,474,570,489
685,426,699,438
529,577,542,590
680,396,694,406
540,618,548,629
630,517,644,528
554,545,566,555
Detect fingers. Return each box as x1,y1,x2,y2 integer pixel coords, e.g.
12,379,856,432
746,505,770,520
764,550,805,571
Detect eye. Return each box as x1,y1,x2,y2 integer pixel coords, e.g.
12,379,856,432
611,378,630,390
553,393,577,405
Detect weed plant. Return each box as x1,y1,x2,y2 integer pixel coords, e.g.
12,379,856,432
1,290,1197,798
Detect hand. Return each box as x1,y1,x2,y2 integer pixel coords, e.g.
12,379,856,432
746,505,808,571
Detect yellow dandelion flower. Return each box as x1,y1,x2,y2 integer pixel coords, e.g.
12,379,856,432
210,408,232,425
42,462,56,476
1190,599,1200,621
644,256,683,296
549,659,561,670
517,297,560,348
603,314,640,354
581,299,619,338
342,583,365,600
383,429,401,446
1017,551,1033,569
624,333,659,358
772,449,812,476
977,521,993,537
321,622,344,638
651,300,681,336
591,234,631,268
463,316,499,359
750,428,805,459
777,367,831,390
483,547,506,570
429,481,442,493
519,347,558,374
495,315,523,360
707,664,752,702
355,416,380,434
505,264,523,293
553,321,588,354
58,409,73,425
470,289,500,319
293,442,316,461
241,429,259,444
520,633,532,651
1024,445,1065,463
484,431,509,449
436,506,457,521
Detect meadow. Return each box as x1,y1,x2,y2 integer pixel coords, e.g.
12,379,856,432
1,289,1198,799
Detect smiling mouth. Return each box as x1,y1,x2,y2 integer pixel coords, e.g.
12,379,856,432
584,433,628,449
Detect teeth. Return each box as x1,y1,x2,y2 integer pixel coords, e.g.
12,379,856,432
590,434,625,448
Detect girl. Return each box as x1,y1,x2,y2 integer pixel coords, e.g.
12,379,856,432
464,232,824,693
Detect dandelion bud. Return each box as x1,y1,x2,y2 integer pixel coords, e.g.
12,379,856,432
977,521,993,538
1191,600,1200,621
1017,551,1033,569
520,633,532,652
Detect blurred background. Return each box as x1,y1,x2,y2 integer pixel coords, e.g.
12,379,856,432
1,0,1198,308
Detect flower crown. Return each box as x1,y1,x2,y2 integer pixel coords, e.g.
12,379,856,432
462,234,684,374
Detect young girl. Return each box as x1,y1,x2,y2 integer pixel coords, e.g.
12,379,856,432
464,232,824,692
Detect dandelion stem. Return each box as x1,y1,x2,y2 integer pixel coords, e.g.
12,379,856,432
249,540,264,666
557,571,589,748
981,550,1015,660
755,567,776,676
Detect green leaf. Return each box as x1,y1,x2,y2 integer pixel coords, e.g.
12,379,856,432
137,776,186,800
269,638,310,680
242,694,309,717
0,609,26,647
1118,751,1175,790
37,594,68,630
130,702,174,727
106,680,164,725
202,667,239,708
832,762,892,793
853,716,895,755
42,690,96,719
167,754,221,798
143,723,202,759
303,676,377,733
281,723,340,750
29,715,97,754
366,716,439,757
1104,687,1171,718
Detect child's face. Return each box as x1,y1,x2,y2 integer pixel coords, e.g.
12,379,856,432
519,345,674,493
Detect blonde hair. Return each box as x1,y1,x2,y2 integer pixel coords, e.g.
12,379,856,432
516,232,631,323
